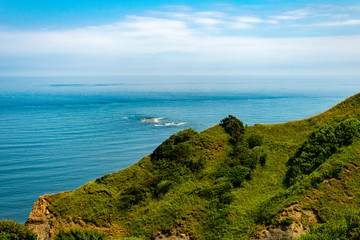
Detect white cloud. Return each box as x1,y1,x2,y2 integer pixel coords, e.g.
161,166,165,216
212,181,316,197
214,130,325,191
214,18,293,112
1,22,359,75
344,5,360,11
273,8,312,20
123,16,191,36
194,17,222,26
235,17,263,23
230,22,253,29
314,19,360,26
266,20,279,24
0,4,360,75
195,11,226,18
229,16,268,29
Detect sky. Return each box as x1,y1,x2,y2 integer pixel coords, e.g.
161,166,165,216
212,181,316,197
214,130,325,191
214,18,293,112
0,0,359,76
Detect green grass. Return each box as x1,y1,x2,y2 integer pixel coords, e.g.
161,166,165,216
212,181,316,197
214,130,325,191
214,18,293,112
33,93,360,239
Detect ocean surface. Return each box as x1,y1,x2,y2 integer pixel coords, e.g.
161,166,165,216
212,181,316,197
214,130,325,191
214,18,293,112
0,75,359,223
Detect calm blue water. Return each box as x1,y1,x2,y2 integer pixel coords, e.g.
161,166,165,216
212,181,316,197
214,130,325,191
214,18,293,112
0,76,359,223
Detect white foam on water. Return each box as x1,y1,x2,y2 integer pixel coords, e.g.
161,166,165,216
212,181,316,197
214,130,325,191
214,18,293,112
141,117,164,123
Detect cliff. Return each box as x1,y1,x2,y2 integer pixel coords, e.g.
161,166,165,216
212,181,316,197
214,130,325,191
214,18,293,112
25,195,55,240
26,93,360,240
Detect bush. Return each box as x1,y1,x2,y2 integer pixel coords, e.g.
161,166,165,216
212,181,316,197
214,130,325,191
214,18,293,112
151,128,198,161
230,165,252,187
279,217,297,227
335,118,360,146
228,141,266,171
150,128,207,180
0,220,37,240
118,186,148,209
171,143,193,163
285,118,360,185
260,153,267,166
246,134,263,149
219,192,235,204
155,180,173,197
220,115,245,142
212,165,251,188
231,142,251,166
196,181,233,200
151,129,199,174
187,155,206,173
54,228,107,240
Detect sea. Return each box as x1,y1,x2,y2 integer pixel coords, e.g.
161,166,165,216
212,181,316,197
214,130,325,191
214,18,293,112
0,75,359,223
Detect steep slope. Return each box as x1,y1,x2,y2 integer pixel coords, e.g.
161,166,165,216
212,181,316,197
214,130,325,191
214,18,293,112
26,93,360,240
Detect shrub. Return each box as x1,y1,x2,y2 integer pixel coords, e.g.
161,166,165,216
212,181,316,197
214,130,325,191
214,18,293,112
335,118,360,146
229,142,265,170
155,180,173,197
212,165,251,188
171,143,193,163
196,181,233,200
187,155,206,173
118,186,148,209
260,153,267,166
230,142,251,166
220,115,245,142
54,228,107,240
229,165,252,187
279,217,297,227
285,118,360,185
246,134,263,149
219,192,235,204
0,220,37,240
150,128,207,180
172,128,198,145
151,128,198,161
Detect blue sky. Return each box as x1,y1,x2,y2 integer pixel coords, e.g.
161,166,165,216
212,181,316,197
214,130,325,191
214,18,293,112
0,0,359,76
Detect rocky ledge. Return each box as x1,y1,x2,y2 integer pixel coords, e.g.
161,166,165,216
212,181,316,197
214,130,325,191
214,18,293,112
25,194,56,240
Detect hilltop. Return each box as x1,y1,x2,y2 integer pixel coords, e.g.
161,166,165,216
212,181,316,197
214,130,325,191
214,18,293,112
25,93,360,240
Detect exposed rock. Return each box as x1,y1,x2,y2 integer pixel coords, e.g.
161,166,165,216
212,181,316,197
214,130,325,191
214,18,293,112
25,194,56,240
154,229,190,240
141,118,164,123
259,222,306,240
257,204,322,240
25,192,124,239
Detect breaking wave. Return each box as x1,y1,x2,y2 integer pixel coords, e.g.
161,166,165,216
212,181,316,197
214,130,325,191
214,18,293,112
141,118,164,123
141,117,187,127
154,122,187,127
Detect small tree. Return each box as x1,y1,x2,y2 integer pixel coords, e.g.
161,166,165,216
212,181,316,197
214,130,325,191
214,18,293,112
220,115,245,142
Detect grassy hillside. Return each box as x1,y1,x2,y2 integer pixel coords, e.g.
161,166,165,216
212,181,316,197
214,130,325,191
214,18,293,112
26,93,360,239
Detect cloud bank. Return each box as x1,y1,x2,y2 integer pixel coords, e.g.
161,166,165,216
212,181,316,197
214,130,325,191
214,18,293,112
0,4,359,76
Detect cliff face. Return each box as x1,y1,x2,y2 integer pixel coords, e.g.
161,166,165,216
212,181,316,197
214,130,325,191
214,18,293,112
258,203,322,239
25,93,360,239
25,192,100,240
25,194,55,240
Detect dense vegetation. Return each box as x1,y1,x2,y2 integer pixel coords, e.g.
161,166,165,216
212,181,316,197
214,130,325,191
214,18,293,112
22,93,360,239
285,118,360,186
0,220,37,240
299,210,360,240
54,228,142,240
55,228,107,240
